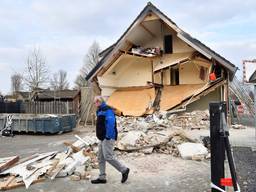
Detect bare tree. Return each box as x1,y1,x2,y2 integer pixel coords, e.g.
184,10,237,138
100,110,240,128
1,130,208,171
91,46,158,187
11,73,23,94
75,41,101,88
24,48,49,90
50,70,69,90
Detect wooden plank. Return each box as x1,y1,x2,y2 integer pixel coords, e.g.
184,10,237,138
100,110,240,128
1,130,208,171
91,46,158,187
0,177,45,190
160,84,204,111
0,156,19,173
0,175,16,189
63,141,80,153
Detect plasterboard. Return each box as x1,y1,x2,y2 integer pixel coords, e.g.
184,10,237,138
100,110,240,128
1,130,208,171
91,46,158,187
107,88,155,116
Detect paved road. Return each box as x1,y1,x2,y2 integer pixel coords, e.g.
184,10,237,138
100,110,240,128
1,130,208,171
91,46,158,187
0,127,211,192
0,126,255,191
233,147,256,192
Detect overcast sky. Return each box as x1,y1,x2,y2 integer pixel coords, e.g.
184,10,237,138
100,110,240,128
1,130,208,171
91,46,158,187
0,0,255,94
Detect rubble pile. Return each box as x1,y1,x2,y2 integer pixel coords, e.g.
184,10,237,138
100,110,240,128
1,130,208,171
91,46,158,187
168,111,210,130
116,110,210,158
0,135,99,190
116,110,210,132
116,128,203,157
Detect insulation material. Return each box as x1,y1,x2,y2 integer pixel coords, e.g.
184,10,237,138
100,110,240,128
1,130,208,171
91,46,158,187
107,88,155,116
160,84,204,111
154,52,193,72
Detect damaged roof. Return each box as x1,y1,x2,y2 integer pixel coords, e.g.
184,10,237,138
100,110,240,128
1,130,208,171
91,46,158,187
86,2,238,81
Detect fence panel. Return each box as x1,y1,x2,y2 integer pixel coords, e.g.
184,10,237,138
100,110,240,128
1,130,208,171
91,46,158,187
22,101,74,114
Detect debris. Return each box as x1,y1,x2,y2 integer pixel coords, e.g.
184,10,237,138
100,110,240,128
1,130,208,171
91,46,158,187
231,124,246,129
177,143,208,160
0,109,233,190
140,147,154,154
0,134,98,190
63,141,81,153
191,154,205,161
0,176,44,190
116,110,210,132
0,156,19,173
69,175,81,181
205,153,211,159
117,131,146,150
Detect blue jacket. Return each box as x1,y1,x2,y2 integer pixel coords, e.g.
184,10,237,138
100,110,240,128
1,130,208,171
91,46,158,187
96,102,117,140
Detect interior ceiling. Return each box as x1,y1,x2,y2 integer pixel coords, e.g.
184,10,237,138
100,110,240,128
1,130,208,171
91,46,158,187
126,18,166,47
105,54,149,76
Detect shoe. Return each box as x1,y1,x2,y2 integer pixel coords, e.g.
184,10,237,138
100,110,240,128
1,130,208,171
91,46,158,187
121,168,130,183
91,178,107,184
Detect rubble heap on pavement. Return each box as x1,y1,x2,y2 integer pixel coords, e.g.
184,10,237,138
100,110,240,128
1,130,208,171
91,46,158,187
116,110,210,132
116,110,210,158
0,135,99,190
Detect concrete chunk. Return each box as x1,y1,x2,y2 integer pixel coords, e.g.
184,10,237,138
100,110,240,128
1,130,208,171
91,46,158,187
177,142,208,160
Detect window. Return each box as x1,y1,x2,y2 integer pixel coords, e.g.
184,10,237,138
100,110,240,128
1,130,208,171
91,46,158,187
164,35,173,54
171,66,179,85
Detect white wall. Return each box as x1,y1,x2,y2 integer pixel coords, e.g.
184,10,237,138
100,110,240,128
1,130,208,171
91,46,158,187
141,21,194,53
186,87,221,111
98,56,152,96
179,61,207,84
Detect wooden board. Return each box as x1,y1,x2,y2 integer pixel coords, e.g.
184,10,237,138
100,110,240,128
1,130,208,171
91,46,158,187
160,84,204,111
0,176,44,190
154,52,193,72
0,156,19,173
107,88,155,116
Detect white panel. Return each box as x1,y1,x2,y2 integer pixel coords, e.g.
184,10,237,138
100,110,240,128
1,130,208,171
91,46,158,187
179,61,206,84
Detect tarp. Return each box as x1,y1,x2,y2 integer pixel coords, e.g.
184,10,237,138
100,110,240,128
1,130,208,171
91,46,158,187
154,52,193,72
107,88,155,116
160,84,204,111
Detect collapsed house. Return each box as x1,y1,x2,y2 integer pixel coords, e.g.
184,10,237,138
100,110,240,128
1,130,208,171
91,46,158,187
86,2,237,116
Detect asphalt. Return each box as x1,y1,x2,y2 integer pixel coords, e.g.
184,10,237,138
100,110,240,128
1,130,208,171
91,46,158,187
0,126,255,192
233,147,256,192
0,127,211,192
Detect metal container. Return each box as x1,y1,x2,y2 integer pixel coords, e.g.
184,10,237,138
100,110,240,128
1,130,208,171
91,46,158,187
0,114,76,134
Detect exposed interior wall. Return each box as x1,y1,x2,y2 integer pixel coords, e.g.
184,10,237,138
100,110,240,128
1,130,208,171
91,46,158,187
186,87,221,112
98,55,152,97
179,61,208,84
163,69,170,85
101,88,116,97
126,18,194,53
135,21,194,53
154,72,161,84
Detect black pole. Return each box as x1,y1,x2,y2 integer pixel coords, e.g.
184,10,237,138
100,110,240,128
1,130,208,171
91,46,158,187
209,102,226,192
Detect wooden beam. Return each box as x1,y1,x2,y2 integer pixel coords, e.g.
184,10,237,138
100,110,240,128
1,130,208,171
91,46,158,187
0,156,19,173
151,60,154,83
161,70,163,85
98,51,122,76
140,23,156,38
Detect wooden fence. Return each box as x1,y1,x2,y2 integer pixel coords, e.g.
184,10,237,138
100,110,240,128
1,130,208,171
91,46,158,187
79,87,96,125
23,101,76,114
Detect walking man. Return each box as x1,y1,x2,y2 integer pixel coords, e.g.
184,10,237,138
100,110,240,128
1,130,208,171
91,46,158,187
91,96,130,184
